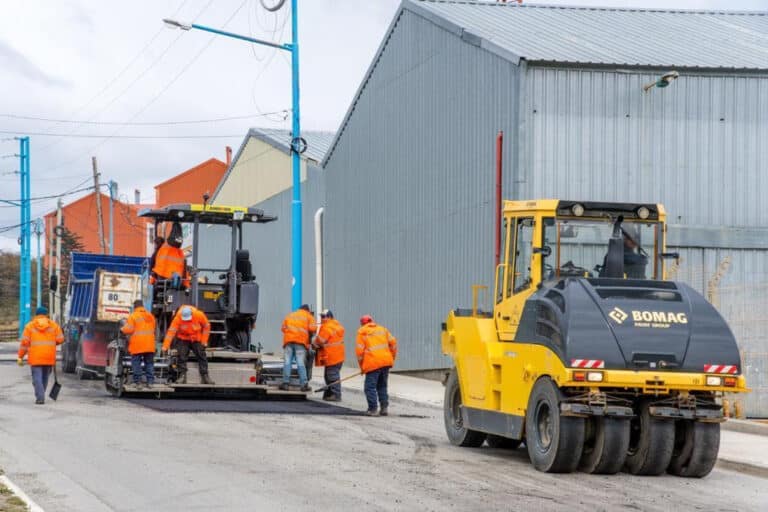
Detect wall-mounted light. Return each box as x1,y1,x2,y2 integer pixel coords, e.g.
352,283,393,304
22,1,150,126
643,71,679,92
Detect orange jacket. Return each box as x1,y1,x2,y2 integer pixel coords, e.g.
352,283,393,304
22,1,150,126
18,315,64,366
281,309,317,348
314,318,345,367
151,243,189,286
162,307,210,350
355,322,397,374
121,306,157,355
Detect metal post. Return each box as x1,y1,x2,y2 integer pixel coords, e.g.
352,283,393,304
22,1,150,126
290,0,302,310
92,157,106,254
55,198,63,324
17,137,31,332
34,219,42,308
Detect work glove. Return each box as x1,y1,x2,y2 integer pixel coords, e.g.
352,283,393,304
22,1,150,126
16,358,23,367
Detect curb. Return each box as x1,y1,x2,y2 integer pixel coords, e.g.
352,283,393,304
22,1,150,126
0,475,45,512
716,459,768,479
721,419,768,437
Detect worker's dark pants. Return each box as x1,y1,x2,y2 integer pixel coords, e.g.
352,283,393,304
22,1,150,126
323,363,343,399
30,365,52,402
364,366,390,412
131,352,155,384
175,340,209,376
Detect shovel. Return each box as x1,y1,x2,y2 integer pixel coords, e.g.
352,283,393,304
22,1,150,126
314,371,363,393
49,364,62,401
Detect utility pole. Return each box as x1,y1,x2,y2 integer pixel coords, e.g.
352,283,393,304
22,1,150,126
17,137,31,333
55,198,63,324
109,180,116,255
48,217,54,318
33,218,42,308
92,156,106,254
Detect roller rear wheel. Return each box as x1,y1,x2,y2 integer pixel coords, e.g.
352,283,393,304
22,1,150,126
624,400,674,475
668,421,720,478
444,369,486,447
580,417,630,474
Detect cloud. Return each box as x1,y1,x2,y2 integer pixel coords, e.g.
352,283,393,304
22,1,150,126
0,39,71,88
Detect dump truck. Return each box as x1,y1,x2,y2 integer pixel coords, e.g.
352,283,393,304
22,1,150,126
61,252,146,379
104,203,311,397
442,200,748,477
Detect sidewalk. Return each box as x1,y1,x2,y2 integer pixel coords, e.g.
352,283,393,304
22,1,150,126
318,367,768,477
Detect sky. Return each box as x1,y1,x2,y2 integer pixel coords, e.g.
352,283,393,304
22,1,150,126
0,0,765,251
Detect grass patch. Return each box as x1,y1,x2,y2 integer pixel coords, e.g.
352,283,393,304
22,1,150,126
0,483,29,512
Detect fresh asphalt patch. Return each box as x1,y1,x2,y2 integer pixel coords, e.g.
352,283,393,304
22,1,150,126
126,397,366,415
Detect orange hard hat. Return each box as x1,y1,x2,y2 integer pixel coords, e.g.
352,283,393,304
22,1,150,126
359,315,373,326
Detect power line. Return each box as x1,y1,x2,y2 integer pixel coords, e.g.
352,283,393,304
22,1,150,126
0,130,246,139
0,110,288,126
0,184,96,204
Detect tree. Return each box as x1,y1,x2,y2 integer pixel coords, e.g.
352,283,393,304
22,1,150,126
46,226,85,316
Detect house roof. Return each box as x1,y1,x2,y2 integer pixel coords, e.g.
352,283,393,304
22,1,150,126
211,127,336,201
412,0,768,69
322,0,768,167
153,158,226,190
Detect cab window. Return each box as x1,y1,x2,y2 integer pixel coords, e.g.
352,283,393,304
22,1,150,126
508,217,534,296
496,218,510,304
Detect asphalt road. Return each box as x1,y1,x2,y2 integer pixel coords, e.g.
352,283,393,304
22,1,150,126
0,345,766,511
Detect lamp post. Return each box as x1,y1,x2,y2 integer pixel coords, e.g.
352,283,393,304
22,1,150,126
163,0,305,309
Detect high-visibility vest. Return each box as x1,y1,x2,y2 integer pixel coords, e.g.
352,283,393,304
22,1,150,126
18,315,64,366
315,318,345,367
121,307,157,355
281,309,317,348
355,322,397,374
162,307,211,350
151,243,188,285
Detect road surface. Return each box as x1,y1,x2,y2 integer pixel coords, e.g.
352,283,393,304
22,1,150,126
0,347,766,511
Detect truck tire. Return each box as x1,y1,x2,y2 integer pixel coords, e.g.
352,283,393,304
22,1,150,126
579,417,630,474
62,342,77,373
668,421,720,478
624,400,674,475
444,369,486,447
525,377,584,473
486,435,522,450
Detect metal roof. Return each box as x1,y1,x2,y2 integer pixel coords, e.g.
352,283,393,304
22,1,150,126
411,0,768,69
248,127,336,163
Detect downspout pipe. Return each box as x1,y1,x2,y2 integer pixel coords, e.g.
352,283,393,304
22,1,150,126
314,207,324,324
495,131,503,267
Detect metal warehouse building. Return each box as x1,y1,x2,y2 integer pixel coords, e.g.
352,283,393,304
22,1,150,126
214,1,768,414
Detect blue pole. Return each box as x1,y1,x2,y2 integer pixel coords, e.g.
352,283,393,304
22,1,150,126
290,0,302,310
18,137,31,333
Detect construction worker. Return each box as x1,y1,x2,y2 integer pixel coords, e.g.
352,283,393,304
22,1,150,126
121,299,157,388
313,309,345,401
17,306,64,404
355,315,397,416
150,222,189,289
162,305,214,385
280,304,316,391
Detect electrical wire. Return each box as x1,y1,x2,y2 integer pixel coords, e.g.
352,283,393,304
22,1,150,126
0,111,288,126
0,130,246,139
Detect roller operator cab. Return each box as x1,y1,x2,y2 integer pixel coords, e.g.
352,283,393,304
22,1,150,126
104,203,310,397
442,200,748,477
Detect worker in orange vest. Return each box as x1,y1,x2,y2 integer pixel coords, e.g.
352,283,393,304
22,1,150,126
280,304,316,391
121,299,157,388
150,222,189,289
356,315,397,416
162,305,214,385
313,309,345,401
17,306,64,404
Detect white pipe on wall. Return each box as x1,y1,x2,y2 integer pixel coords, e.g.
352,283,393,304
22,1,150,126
314,207,324,324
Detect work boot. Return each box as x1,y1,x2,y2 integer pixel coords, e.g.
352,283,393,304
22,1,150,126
35,399,44,405
300,384,311,392
365,409,378,416
379,406,389,416
201,374,215,385
177,372,187,384
324,395,341,402
144,382,153,389
278,383,290,391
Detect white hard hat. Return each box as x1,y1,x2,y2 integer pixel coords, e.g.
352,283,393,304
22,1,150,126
180,306,193,321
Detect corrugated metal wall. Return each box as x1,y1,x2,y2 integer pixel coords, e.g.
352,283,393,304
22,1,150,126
324,10,521,371
520,66,768,226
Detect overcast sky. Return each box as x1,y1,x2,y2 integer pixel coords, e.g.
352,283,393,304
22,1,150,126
0,0,765,251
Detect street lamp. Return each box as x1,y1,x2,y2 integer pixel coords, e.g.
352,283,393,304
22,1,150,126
163,0,305,310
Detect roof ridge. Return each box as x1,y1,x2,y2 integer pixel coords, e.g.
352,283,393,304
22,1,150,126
415,0,768,16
